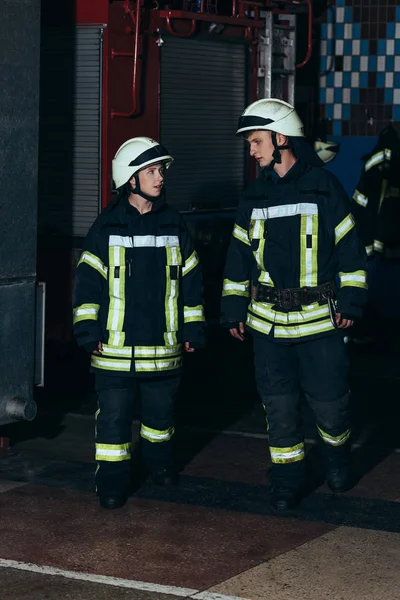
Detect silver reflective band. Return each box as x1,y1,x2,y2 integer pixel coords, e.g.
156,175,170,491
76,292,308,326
223,282,247,292
74,306,99,318
101,345,132,357
270,448,304,460
184,308,203,318
340,274,366,284
252,203,318,220
182,252,199,276
96,448,129,457
335,214,354,244
353,190,368,207
134,345,181,357
365,148,391,172
91,357,131,371
78,252,108,279
233,224,250,245
109,235,179,248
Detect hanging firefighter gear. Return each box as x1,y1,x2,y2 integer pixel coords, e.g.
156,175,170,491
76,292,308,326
73,138,204,507
222,100,367,509
352,124,400,258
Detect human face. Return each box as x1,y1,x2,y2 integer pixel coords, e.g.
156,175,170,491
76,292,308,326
137,162,165,197
246,130,275,168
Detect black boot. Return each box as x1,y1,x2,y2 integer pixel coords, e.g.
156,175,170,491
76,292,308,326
326,465,352,493
151,468,178,486
270,485,302,511
99,495,127,510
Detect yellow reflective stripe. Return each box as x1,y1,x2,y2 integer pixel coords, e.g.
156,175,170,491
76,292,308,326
95,442,131,462
182,251,199,276
140,425,175,443
335,214,355,245
91,355,131,372
378,180,388,213
135,357,182,373
164,331,178,345
107,246,126,332
165,248,179,340
317,425,351,447
274,318,335,339
184,305,205,323
73,303,100,324
366,245,374,256
101,344,132,358
270,442,305,464
233,224,251,246
374,239,384,253
365,148,391,172
353,190,368,208
134,345,182,358
108,331,126,346
339,270,368,290
258,271,274,286
250,300,331,324
78,251,108,280
254,220,266,271
246,314,273,335
300,213,318,287
222,278,249,298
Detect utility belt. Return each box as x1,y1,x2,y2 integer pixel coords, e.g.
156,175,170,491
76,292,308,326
251,281,336,310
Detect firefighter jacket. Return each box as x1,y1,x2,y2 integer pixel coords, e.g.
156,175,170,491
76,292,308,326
73,192,205,377
352,127,400,258
221,160,368,342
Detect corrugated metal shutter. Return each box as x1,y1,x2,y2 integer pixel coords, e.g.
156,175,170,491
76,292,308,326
38,26,102,238
160,36,247,212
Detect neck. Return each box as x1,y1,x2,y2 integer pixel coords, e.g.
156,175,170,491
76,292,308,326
128,192,153,214
273,150,297,178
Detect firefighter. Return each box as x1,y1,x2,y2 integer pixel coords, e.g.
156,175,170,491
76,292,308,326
73,137,205,509
221,99,367,511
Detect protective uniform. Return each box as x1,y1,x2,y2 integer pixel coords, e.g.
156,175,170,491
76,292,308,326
352,125,400,258
221,100,367,508
73,137,205,506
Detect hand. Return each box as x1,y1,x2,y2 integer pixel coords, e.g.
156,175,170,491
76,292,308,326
184,341,195,353
229,322,245,341
92,342,103,355
335,313,354,329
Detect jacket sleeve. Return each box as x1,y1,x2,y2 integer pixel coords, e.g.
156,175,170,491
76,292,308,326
220,205,254,326
327,175,368,320
352,169,380,258
72,224,107,349
180,221,205,347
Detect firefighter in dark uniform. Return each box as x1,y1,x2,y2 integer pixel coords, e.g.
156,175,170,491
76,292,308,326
73,137,205,509
221,100,367,510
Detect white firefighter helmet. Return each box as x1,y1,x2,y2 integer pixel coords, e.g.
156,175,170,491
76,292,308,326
236,98,305,138
314,139,340,164
112,137,174,189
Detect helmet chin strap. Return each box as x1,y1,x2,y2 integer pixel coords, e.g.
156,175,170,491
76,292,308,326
129,174,161,203
267,131,291,170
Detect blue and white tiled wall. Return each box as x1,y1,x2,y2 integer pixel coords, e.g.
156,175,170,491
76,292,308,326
319,1,400,136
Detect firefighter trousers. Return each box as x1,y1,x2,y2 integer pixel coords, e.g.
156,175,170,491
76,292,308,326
94,373,180,497
253,333,351,489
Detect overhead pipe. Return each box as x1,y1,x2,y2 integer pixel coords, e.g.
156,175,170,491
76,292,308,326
111,0,142,118
164,16,197,37
296,0,312,68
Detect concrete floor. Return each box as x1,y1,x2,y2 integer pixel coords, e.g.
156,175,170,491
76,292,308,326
1,330,400,599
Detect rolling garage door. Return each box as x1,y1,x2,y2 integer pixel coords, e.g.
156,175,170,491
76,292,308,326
160,36,248,212
38,26,102,238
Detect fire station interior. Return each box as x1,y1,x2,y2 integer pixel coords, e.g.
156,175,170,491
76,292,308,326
1,0,400,598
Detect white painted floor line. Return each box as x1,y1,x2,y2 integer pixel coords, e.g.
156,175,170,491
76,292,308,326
0,558,249,600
